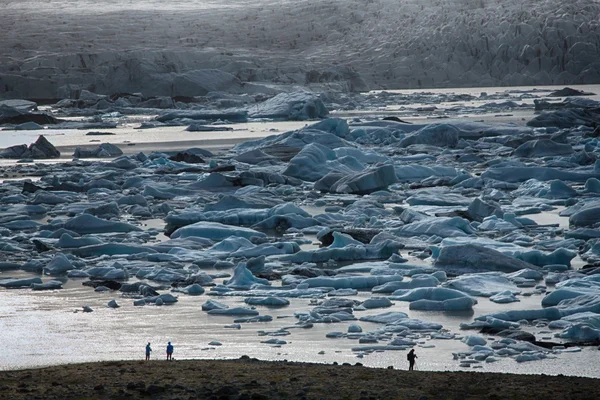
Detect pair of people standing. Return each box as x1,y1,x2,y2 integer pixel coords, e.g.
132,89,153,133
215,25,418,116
145,342,174,360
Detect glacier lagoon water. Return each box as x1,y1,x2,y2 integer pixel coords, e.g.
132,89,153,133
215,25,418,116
1,84,600,378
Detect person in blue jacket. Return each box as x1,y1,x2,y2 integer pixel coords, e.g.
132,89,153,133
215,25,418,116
145,342,152,360
166,342,174,360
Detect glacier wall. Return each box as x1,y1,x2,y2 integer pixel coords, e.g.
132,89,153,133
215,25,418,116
0,0,599,99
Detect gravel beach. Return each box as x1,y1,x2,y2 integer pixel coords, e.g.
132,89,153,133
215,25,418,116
1,358,599,400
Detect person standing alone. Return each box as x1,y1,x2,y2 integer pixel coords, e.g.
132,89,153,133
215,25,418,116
166,342,174,360
145,342,152,361
407,349,417,371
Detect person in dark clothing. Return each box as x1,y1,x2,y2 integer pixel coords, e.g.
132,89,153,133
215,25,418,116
407,349,417,371
166,342,174,360
145,343,152,360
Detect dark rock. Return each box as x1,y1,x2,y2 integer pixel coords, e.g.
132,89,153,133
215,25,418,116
94,384,104,391
74,143,123,158
186,124,234,132
382,116,410,123
32,239,52,252
140,285,160,297
496,330,536,342
169,152,205,164
2,135,61,159
0,105,61,125
318,228,381,246
527,108,600,129
86,131,115,136
548,87,596,97
145,384,166,394
82,280,122,290
215,385,239,397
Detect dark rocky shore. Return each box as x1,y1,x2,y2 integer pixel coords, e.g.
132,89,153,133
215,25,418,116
0,358,598,400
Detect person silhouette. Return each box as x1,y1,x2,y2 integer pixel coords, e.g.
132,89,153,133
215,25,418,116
166,342,174,360
407,349,417,371
145,342,152,361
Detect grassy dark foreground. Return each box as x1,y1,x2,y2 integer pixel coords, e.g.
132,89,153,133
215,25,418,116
0,357,598,400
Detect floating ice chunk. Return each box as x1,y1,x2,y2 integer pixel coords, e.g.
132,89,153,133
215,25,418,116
399,124,459,148
208,307,259,316
490,291,520,304
146,294,178,304
513,139,573,157
556,323,600,342
351,345,408,352
136,267,185,283
410,297,476,311
202,299,228,311
460,316,520,331
584,178,600,193
390,287,477,311
225,262,270,289
284,239,403,264
248,91,327,120
444,273,520,297
43,254,75,275
244,297,290,307
515,352,548,363
31,280,63,291
542,288,597,307
183,284,205,296
67,270,90,278
57,233,103,248
324,165,398,195
283,143,356,182
64,214,142,234
407,190,471,207
171,221,266,240
569,201,600,227
373,275,439,293
358,297,393,309
477,215,519,232
328,288,358,296
394,165,458,182
72,243,157,257
1,220,41,231
334,147,387,163
477,307,562,322
555,294,600,317
107,299,120,308
462,336,487,346
434,244,537,274
329,232,363,248
358,312,409,324
515,248,576,268
394,217,474,239
301,275,404,290
234,315,273,323
157,109,248,123
0,277,43,288
481,166,600,183
261,338,287,345
30,190,71,205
